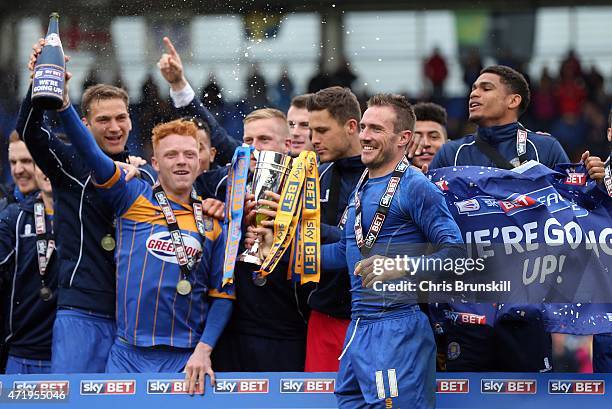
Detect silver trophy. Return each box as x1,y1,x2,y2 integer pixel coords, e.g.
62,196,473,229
240,151,292,275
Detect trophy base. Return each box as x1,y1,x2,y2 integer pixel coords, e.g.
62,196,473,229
239,252,263,266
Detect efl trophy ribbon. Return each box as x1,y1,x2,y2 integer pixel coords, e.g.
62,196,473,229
222,145,252,286
290,151,321,284
258,151,308,278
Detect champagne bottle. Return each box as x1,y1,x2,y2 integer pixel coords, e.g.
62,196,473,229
32,12,65,110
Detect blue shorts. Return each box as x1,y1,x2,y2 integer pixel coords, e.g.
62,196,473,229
5,355,52,374
51,308,115,373
106,338,192,373
335,307,436,409
593,333,612,373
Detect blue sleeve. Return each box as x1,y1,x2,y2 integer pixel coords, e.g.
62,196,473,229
429,143,452,169
320,222,342,244
16,86,78,183
0,205,17,266
58,105,116,183
547,138,570,168
403,172,466,276
200,298,233,347
322,227,348,271
178,96,240,166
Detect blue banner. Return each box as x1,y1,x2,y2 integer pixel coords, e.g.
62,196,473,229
428,162,612,334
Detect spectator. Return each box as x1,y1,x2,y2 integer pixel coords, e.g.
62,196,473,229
272,67,295,112
462,49,483,91
136,74,172,158
424,47,448,99
531,68,558,131
330,56,358,90
308,57,331,93
246,63,268,110
560,49,583,81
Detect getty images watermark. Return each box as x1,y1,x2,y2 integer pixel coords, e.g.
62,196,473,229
369,255,511,293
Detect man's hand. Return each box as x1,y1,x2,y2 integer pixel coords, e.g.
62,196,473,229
252,225,274,259
203,198,225,221
355,255,407,288
406,133,423,160
157,36,187,91
116,161,141,182
581,150,605,183
127,155,147,167
184,342,214,395
256,191,281,221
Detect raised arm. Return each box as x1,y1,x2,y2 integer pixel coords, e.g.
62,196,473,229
58,105,116,184
158,36,239,165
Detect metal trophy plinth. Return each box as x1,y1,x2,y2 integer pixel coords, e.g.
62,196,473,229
239,151,292,276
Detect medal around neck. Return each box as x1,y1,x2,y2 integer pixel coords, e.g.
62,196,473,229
176,279,192,296
39,286,53,301
252,273,267,287
101,234,116,251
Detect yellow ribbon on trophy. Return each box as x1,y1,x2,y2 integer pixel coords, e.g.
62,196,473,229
291,152,320,284
259,151,320,284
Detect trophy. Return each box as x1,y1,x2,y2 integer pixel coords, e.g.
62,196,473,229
240,151,292,274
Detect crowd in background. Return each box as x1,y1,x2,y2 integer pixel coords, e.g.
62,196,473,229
0,48,610,183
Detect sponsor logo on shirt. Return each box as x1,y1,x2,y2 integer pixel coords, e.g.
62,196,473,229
80,380,135,395
280,379,335,393
548,380,604,394
481,379,536,394
146,231,202,263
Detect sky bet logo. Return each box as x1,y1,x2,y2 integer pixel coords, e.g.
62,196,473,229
214,379,269,394
80,380,135,395
13,380,69,393
481,379,536,394
436,379,469,393
147,379,188,394
280,379,335,393
549,380,605,394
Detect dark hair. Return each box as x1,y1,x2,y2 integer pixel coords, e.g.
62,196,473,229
290,94,313,110
413,102,447,127
480,65,531,115
367,93,416,133
306,86,361,124
81,84,129,118
182,116,212,148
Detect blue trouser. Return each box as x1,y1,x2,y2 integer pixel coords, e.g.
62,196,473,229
5,355,52,374
335,307,436,409
106,338,192,373
51,308,115,373
593,333,612,373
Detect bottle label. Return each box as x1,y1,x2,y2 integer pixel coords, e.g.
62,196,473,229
45,33,62,48
32,64,64,99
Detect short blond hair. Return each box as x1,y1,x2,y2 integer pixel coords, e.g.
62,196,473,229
244,108,290,138
151,119,198,152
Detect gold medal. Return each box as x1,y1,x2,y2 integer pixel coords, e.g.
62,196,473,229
101,235,116,251
252,273,267,287
176,279,192,295
39,286,53,301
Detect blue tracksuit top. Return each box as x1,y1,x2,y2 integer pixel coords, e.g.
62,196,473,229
322,165,465,319
15,87,156,316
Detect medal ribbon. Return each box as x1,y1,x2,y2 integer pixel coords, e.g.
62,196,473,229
34,196,54,278
153,184,206,280
604,154,612,197
222,145,252,285
354,157,410,257
259,151,308,277
296,151,320,284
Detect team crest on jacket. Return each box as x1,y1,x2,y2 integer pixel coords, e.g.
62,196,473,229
146,231,202,263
